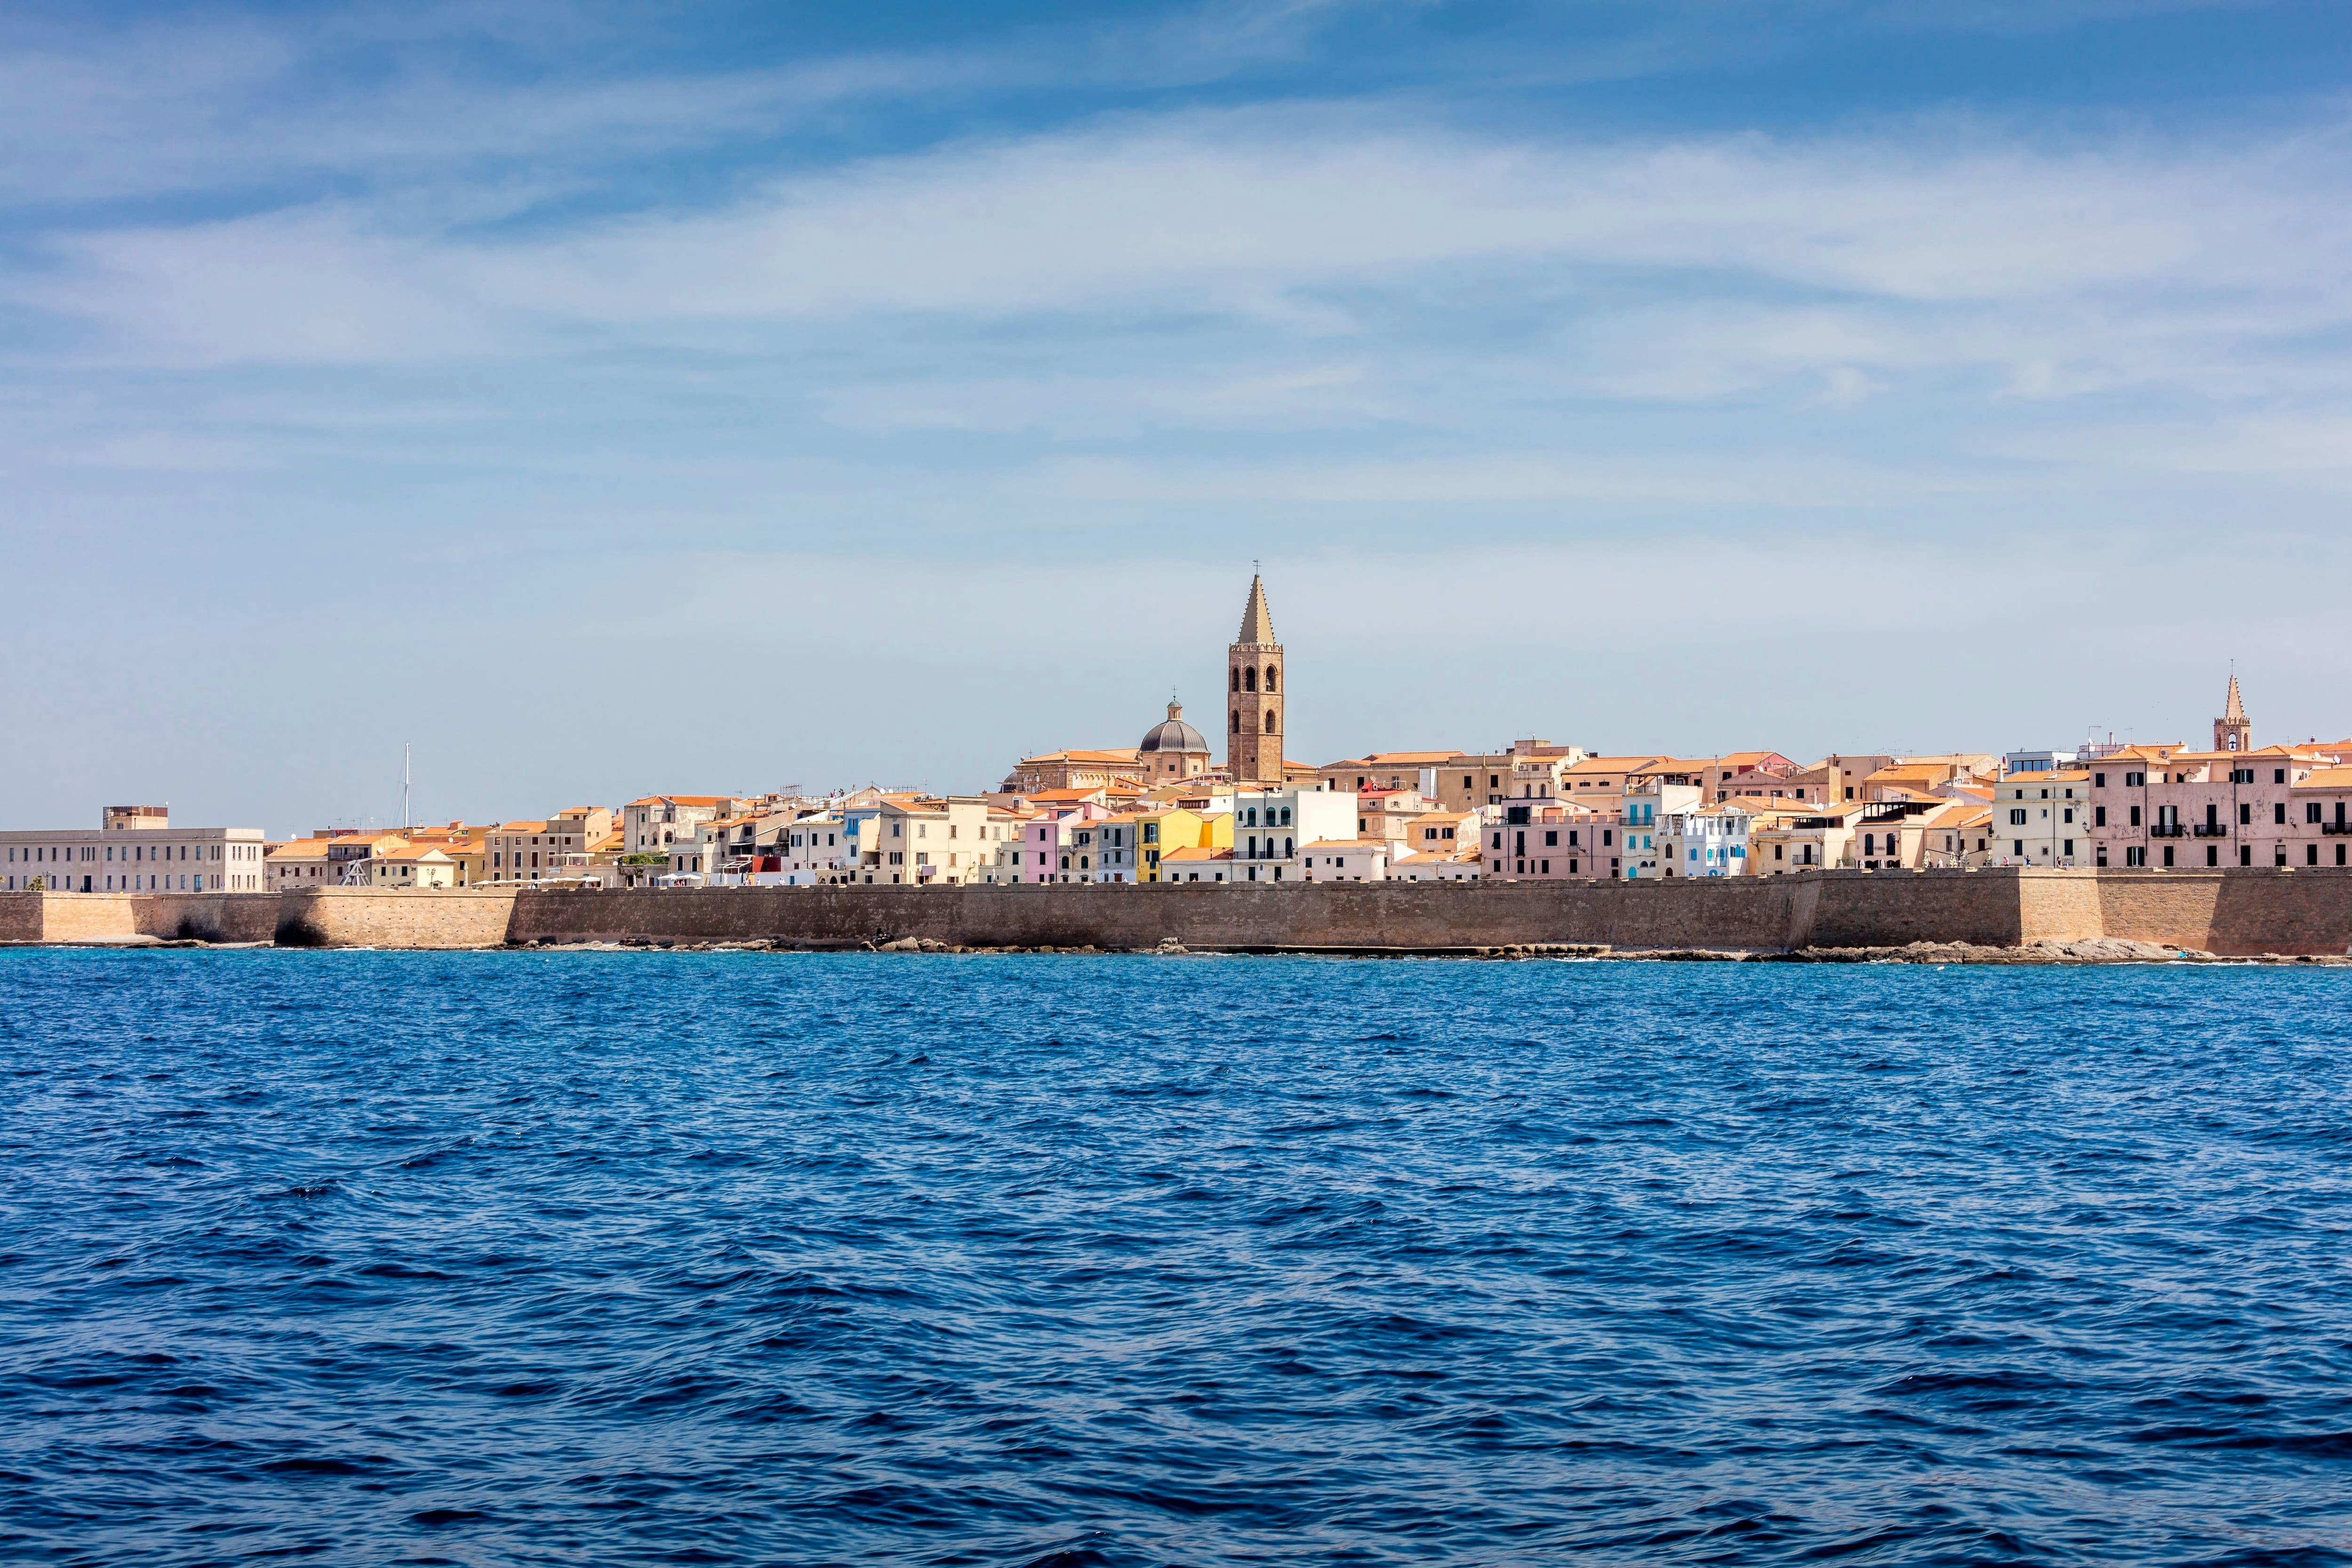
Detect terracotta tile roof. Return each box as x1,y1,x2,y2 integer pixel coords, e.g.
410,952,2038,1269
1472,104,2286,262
1564,756,1669,775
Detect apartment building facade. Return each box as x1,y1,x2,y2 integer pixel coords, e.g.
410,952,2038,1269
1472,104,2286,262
2,807,267,892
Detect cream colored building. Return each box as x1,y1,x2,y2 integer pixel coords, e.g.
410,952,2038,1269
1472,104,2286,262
265,837,337,891
3,807,267,892
360,845,458,889
1391,845,1482,881
1319,752,1463,796
1992,770,2091,866
1400,810,1478,860
622,796,751,855
859,796,1000,885
1749,802,1872,872
490,807,613,883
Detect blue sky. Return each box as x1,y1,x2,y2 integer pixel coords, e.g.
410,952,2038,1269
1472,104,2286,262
5,0,2349,831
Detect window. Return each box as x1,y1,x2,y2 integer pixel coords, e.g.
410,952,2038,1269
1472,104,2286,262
1544,830,1557,847
2130,806,2142,827
1263,666,1277,692
1244,667,1257,692
2240,804,2252,826
2010,809,2027,825
2276,769,2288,785
2311,803,2325,823
1231,711,1240,732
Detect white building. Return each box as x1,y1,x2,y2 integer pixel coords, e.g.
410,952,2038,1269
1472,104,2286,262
1619,780,1703,879
773,812,848,884
1229,785,1356,883
1295,839,1390,880
2,806,268,892
1660,803,1755,877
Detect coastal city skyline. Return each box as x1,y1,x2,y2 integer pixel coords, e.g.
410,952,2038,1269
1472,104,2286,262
2,560,2338,836
14,570,2350,893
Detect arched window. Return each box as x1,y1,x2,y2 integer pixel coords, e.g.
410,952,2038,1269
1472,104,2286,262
1244,667,1257,692
1263,666,1278,692
1285,837,1294,857
1231,710,1240,732
1230,668,1240,692
1264,710,1277,733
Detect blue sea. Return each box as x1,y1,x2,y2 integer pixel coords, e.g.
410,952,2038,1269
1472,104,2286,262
3,949,2350,1567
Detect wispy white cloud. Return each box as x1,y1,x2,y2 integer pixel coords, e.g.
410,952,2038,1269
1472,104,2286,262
6,0,2352,824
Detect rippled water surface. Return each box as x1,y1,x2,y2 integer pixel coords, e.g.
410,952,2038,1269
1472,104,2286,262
4,949,2351,1566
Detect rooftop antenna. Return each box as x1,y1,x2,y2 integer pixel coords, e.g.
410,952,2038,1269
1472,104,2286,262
403,742,411,829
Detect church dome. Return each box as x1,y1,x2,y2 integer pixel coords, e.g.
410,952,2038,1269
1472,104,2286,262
1140,699,1208,755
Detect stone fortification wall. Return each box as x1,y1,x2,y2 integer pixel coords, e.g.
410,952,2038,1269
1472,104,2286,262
275,887,521,949
0,893,282,944
2094,868,2352,957
495,870,2034,953
16,870,2352,955
130,893,282,944
502,877,1790,951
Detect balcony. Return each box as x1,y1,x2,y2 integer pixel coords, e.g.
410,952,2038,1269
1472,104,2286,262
2322,822,2352,836
2193,823,2233,838
2148,823,2188,838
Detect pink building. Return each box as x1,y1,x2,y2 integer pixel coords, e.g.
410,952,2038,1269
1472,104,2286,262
2084,676,2334,869
1479,798,1619,879
2085,746,2320,868
1024,802,1115,883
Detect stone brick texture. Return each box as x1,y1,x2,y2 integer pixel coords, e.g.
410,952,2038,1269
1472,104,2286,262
10,871,2350,956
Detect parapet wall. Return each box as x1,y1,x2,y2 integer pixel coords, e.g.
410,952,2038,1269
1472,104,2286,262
9,872,2350,956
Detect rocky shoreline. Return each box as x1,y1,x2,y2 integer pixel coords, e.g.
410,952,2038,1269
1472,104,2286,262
22,934,2346,963
496,935,2346,963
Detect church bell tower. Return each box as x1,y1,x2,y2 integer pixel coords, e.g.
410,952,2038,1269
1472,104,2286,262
2215,670,2251,754
1227,573,1284,785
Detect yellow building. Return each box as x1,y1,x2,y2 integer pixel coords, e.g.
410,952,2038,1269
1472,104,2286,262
1132,806,1231,882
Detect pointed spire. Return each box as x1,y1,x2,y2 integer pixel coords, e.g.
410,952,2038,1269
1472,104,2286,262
2224,669,2246,723
1236,573,1276,646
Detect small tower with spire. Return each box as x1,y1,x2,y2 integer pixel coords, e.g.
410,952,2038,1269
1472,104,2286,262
2215,669,2251,754
1227,571,1284,784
